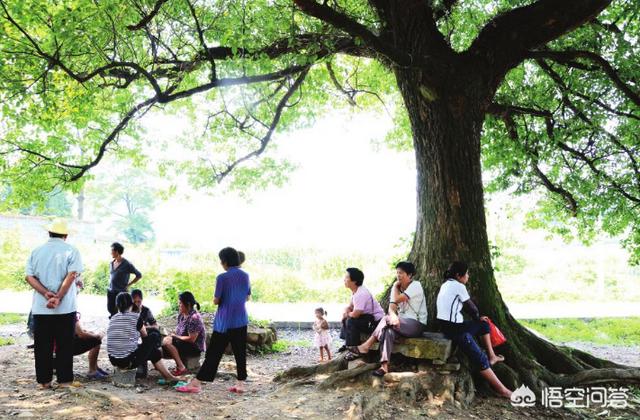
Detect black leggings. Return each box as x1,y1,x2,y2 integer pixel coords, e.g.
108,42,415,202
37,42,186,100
109,335,161,369
196,326,247,382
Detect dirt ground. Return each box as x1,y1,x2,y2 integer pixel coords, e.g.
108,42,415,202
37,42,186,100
1,321,638,419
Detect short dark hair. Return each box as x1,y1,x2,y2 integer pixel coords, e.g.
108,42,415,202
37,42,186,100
444,261,469,280
111,242,124,255
346,267,365,286
115,292,133,313
219,247,240,267
49,232,67,239
395,261,416,277
131,289,143,299
238,251,246,265
179,291,201,311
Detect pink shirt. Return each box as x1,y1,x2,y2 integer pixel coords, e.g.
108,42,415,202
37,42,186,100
352,286,385,321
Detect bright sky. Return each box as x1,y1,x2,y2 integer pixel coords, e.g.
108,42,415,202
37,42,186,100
147,111,417,252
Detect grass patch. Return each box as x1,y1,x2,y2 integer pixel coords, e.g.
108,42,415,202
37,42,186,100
521,317,640,345
0,337,15,346
0,313,26,325
266,339,311,353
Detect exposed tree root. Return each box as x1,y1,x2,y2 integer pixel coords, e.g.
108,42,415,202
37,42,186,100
318,362,378,389
273,355,347,382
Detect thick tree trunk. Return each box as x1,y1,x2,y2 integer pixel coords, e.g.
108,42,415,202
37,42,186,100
393,67,638,394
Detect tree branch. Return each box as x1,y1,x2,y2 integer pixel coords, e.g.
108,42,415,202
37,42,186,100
527,49,640,107
127,0,169,30
469,0,612,74
293,0,411,66
213,67,311,183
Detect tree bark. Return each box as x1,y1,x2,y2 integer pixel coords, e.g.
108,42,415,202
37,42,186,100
393,62,639,394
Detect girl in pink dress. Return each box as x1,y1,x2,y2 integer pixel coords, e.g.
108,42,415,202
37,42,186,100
313,307,332,362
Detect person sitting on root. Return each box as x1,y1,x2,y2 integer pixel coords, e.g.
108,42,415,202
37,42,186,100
436,261,512,398
161,291,206,376
107,292,180,384
345,261,428,377
72,312,109,379
338,267,385,352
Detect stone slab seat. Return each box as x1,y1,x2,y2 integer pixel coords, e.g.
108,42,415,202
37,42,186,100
361,331,452,364
112,367,136,387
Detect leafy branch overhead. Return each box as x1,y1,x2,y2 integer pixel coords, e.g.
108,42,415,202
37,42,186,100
0,0,639,257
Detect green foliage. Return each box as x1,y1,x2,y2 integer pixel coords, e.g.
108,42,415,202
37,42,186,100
82,262,110,295
522,317,640,346
0,229,30,290
163,270,215,312
0,337,15,346
19,187,72,217
0,313,27,325
266,339,311,353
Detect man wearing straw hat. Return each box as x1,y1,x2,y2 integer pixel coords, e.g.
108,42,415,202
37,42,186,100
25,218,83,389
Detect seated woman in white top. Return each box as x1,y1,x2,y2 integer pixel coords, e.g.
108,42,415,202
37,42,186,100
436,261,511,398
344,261,427,377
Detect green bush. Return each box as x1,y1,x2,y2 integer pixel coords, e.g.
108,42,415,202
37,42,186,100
82,261,110,294
163,270,214,312
0,229,30,290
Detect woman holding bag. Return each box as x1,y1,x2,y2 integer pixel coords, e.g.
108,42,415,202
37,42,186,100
436,261,512,398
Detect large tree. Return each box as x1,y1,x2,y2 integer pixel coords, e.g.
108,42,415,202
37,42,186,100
1,0,639,395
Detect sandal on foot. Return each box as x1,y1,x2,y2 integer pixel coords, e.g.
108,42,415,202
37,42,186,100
490,355,505,365
344,351,361,362
175,384,200,393
372,368,387,377
228,386,244,394
171,367,188,376
87,371,108,380
96,367,110,376
158,378,180,386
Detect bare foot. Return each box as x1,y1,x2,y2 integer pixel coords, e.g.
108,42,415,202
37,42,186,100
38,383,51,390
489,354,505,365
499,388,513,399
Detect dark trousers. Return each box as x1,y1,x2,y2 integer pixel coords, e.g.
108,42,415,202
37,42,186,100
33,312,76,384
340,315,375,346
107,290,122,317
196,326,247,382
110,335,162,369
440,320,491,371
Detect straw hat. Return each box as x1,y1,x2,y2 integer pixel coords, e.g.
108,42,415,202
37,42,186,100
44,218,70,235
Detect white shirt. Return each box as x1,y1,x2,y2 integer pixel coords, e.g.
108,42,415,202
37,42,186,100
398,281,428,324
436,279,470,323
26,238,83,315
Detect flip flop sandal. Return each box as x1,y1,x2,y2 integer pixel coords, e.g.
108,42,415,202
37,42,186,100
87,371,108,380
173,381,188,388
228,386,245,394
175,385,201,393
158,379,180,386
171,367,189,376
372,368,387,377
96,367,110,376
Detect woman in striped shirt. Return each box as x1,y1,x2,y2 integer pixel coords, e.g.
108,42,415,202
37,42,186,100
107,292,179,383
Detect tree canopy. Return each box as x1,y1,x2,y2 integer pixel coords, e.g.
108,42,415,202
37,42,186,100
0,0,638,258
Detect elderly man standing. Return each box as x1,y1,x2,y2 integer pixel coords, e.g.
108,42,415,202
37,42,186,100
25,219,83,389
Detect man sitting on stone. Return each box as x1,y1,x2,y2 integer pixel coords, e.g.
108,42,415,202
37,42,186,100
73,313,109,379
338,267,385,352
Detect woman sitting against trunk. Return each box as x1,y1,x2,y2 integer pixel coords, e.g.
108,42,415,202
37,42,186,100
161,291,206,376
107,292,179,383
436,261,512,398
345,261,428,377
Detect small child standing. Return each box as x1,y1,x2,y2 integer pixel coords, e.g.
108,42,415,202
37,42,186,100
313,307,332,362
